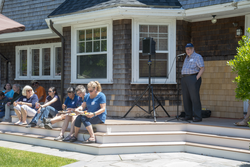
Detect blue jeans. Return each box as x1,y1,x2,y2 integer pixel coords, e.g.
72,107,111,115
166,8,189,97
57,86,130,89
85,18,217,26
75,115,103,128
0,112,5,118
31,106,58,124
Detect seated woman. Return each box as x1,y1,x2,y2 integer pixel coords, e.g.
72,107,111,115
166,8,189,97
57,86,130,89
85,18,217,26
7,84,22,106
0,92,10,119
13,85,38,125
2,83,14,100
71,81,106,143
43,86,83,141
26,87,62,128
234,101,250,126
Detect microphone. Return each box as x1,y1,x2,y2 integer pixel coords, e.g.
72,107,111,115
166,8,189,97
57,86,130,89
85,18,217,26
177,53,186,57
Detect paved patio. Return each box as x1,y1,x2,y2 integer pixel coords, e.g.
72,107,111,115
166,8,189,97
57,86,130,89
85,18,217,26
0,140,249,167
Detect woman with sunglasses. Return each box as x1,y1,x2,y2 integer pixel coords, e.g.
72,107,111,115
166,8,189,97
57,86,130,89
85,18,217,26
13,85,38,125
71,81,106,143
26,87,62,128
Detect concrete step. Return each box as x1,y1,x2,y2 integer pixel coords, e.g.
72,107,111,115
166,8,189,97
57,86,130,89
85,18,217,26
0,129,250,162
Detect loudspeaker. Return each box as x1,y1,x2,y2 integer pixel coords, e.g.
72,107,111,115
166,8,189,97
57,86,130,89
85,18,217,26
142,37,156,56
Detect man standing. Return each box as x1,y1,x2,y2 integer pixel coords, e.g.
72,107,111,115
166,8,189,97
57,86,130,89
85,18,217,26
181,43,205,122
31,80,46,104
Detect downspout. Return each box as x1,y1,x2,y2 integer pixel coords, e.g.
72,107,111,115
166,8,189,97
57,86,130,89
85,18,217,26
49,20,65,100
0,52,9,83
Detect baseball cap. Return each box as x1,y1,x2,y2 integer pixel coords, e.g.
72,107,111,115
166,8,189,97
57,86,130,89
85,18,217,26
185,43,194,48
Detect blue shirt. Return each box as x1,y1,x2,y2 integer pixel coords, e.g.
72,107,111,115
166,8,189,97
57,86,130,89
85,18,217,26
17,94,39,109
2,89,14,99
64,95,81,109
181,51,204,75
46,95,62,111
84,92,106,123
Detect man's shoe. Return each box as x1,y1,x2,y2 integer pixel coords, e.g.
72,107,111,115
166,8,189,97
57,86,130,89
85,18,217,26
182,117,192,121
43,117,50,124
193,118,202,122
44,122,53,129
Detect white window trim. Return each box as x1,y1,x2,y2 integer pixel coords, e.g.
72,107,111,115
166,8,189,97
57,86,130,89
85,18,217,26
71,20,113,84
131,18,176,84
15,43,61,80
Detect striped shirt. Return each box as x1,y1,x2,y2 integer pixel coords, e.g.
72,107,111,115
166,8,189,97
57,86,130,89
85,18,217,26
181,51,204,75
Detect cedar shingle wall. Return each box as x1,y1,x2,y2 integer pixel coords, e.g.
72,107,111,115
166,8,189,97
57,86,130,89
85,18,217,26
0,38,61,95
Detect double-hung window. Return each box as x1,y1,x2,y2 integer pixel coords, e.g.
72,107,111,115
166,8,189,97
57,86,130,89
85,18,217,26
71,21,113,84
132,19,176,84
15,43,61,80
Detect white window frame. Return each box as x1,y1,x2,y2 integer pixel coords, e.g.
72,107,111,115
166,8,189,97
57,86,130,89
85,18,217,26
15,43,61,80
71,20,113,84
131,18,176,84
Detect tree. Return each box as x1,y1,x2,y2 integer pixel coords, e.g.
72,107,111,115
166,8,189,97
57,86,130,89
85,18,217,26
228,28,250,101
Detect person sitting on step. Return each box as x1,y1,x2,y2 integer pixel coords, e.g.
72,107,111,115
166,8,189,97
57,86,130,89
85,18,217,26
13,85,38,125
70,81,106,143
43,86,83,141
26,87,62,128
2,83,14,100
0,91,10,119
234,101,250,127
7,84,22,106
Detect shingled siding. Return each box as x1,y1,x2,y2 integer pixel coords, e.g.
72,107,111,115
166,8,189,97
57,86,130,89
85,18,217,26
191,16,244,61
0,38,61,95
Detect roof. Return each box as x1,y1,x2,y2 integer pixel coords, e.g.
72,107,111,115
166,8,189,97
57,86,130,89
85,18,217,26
48,0,182,17
178,0,234,9
1,0,65,31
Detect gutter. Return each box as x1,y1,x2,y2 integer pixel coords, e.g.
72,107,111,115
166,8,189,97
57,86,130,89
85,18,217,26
0,52,9,83
49,20,65,100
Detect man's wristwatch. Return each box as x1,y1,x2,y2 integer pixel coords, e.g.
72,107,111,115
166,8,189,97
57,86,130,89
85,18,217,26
93,112,96,116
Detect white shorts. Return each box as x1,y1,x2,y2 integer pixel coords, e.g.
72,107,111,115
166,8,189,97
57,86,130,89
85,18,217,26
14,104,36,117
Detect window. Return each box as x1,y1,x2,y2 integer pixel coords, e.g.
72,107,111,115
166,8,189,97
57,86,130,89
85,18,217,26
71,21,113,84
15,43,61,80
132,19,176,84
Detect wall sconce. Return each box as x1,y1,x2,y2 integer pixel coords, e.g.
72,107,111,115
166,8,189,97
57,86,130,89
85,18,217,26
233,22,243,37
211,15,217,24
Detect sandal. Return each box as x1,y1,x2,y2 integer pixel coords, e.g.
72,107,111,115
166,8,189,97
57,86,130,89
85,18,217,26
69,136,77,142
63,135,72,141
233,122,248,127
83,138,96,143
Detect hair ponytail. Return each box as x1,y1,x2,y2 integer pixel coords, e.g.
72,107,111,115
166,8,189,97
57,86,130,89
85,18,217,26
87,81,102,92
95,81,102,92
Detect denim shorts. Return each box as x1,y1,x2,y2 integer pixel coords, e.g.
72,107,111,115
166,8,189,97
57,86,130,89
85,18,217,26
75,115,103,127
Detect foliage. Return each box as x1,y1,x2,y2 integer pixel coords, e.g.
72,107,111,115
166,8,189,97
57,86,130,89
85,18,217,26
0,147,77,167
228,28,250,101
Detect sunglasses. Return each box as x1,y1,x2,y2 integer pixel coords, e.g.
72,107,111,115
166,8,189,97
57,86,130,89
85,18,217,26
26,90,32,92
48,91,52,93
88,89,94,93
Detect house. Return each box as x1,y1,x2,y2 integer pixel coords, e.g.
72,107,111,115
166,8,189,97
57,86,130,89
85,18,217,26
0,0,250,119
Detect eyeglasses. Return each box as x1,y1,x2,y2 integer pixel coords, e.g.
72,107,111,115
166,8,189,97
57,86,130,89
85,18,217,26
26,90,32,92
48,91,52,93
88,89,94,93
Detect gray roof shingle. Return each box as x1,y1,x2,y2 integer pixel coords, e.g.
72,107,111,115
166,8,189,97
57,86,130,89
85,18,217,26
1,0,66,31
48,0,182,17
178,0,234,9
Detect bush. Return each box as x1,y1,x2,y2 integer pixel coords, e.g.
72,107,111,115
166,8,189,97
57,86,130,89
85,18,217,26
228,28,250,101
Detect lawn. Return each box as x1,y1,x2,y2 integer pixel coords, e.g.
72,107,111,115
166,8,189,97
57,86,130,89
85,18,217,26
0,147,78,167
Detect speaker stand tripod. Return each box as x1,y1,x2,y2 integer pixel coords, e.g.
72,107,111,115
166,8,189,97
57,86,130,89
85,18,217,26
122,55,170,122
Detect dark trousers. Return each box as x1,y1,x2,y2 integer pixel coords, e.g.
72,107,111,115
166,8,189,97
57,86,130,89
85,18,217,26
181,75,202,119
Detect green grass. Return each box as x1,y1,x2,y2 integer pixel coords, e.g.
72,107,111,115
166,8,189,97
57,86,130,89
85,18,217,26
0,147,78,167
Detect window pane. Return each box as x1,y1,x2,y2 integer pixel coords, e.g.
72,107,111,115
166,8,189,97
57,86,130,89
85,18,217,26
94,41,100,52
101,27,107,39
101,40,107,51
42,48,50,76
79,30,85,41
79,42,85,53
139,53,168,78
140,25,148,33
159,38,168,50
86,29,92,40
55,47,61,76
149,25,157,33
20,50,27,76
86,42,92,52
159,25,168,33
94,28,100,40
32,49,39,76
77,54,107,79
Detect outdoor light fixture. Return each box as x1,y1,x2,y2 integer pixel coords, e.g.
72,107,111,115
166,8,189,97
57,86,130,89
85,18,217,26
236,27,243,36
211,15,217,24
